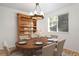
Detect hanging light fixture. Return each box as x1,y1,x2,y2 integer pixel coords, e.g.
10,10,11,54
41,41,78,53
30,3,44,20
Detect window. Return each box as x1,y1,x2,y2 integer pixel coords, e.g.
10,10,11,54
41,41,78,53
48,13,69,32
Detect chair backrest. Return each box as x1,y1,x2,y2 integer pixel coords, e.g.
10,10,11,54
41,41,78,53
42,43,56,56
57,39,65,55
2,41,10,55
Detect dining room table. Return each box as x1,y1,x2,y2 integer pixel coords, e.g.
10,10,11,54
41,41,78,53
16,37,48,56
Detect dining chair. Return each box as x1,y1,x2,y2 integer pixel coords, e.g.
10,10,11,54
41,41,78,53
2,41,11,56
42,43,56,56
2,41,23,56
54,39,65,56
35,43,56,56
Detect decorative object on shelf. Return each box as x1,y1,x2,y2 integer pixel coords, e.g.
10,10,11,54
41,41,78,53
19,35,30,41
30,3,44,20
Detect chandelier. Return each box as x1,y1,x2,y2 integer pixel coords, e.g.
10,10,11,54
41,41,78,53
30,3,44,20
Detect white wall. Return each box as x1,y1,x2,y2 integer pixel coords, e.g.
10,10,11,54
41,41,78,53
0,6,28,49
37,4,79,51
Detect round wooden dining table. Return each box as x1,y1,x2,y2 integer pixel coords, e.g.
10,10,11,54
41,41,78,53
16,37,48,56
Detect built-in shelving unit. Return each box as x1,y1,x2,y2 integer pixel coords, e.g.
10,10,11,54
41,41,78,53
17,13,37,39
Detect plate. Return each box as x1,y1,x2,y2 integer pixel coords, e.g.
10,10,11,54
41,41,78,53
18,41,27,45
35,42,43,45
47,42,52,44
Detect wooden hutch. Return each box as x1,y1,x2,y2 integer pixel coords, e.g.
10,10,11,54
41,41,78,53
17,13,44,42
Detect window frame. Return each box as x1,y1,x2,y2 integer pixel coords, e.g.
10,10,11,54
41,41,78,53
48,13,69,32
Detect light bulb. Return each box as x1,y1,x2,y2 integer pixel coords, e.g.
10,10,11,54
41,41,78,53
40,11,44,16
34,10,38,14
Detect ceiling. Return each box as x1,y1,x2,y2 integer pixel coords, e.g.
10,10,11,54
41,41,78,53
0,3,74,14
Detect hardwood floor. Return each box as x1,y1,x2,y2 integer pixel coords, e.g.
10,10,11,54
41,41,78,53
63,48,79,56
0,50,6,56
0,48,79,56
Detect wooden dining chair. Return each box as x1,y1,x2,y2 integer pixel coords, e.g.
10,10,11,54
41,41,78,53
54,39,65,56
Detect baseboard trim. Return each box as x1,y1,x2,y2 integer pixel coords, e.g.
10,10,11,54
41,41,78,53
63,48,79,56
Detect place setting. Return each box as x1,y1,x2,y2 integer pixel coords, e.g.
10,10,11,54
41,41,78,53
18,41,27,45
34,41,48,46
